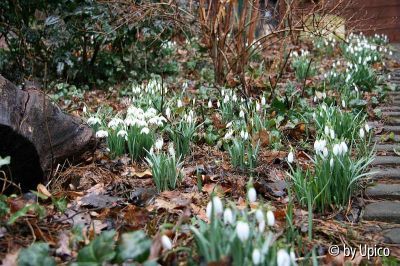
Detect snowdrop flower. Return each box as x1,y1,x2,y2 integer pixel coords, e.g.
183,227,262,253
261,96,266,106
140,127,150,135
161,235,173,250
117,130,127,138
108,118,124,130
256,102,261,111
277,249,291,266
333,144,340,156
330,158,334,168
232,94,238,102
287,152,294,164
223,208,234,224
290,250,297,265
217,101,221,108
313,96,317,103
236,221,250,242
87,117,101,126
155,138,164,151
365,123,370,133
266,210,275,226
165,107,171,119
340,141,348,154
248,187,257,203
226,121,233,128
255,209,264,223
83,106,87,113
206,196,223,218
168,142,175,157
208,100,212,108
322,147,329,158
96,130,108,138
314,139,327,153
239,110,245,118
252,249,262,265
342,100,346,108
177,99,183,108
258,220,265,232
324,126,330,135
359,128,365,138
224,129,234,140
330,129,335,139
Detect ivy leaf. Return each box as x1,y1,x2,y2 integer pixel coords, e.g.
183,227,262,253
115,230,151,263
72,230,116,266
18,243,56,266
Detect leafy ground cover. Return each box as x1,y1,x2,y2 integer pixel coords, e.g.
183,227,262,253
1,10,400,265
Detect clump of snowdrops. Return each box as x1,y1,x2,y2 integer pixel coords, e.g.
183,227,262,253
188,186,296,266
145,138,183,192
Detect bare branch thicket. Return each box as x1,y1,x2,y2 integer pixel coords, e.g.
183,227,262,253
106,0,384,93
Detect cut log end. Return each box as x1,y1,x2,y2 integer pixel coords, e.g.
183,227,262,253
0,75,95,193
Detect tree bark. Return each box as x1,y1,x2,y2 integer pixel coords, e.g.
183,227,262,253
0,75,95,192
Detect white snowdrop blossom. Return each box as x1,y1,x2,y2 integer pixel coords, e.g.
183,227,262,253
324,126,330,135
140,127,150,135
277,249,291,266
330,158,334,168
87,117,101,126
252,249,262,265
165,107,171,119
154,138,164,151
208,100,213,108
96,130,108,138
333,144,340,156
266,210,275,226
247,187,257,203
223,208,234,224
342,100,346,108
261,97,266,106
330,129,335,139
239,110,245,118
226,121,233,128
117,130,127,138
322,147,329,158
236,221,250,242
359,128,365,138
83,106,87,113
258,220,265,232
108,118,124,130
224,129,234,140
255,209,264,223
340,142,348,155
206,196,223,218
365,123,370,133
168,142,175,157
314,139,327,153
177,99,183,108
161,235,173,250
287,152,294,164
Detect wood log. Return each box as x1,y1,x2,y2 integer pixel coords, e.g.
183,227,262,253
0,75,95,192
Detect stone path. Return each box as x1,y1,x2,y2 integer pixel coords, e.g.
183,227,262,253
363,48,400,244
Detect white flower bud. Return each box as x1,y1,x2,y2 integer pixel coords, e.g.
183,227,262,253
223,208,234,225
287,152,294,163
161,235,172,250
277,249,291,266
236,221,250,242
252,249,262,265
266,210,275,226
248,187,257,203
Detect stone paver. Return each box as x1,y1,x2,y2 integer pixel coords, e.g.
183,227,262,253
383,228,400,244
372,156,400,166
375,144,400,151
363,201,400,223
365,184,400,199
374,135,400,142
369,168,400,180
